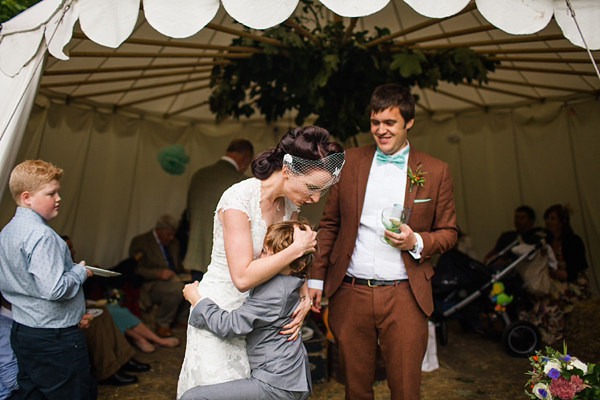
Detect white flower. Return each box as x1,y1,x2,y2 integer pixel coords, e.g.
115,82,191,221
533,382,553,399
283,154,293,164
568,359,588,374
544,360,562,375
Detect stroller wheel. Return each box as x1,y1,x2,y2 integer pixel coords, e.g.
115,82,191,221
502,321,541,357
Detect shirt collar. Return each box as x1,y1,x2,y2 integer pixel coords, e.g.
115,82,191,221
15,206,47,223
221,155,239,171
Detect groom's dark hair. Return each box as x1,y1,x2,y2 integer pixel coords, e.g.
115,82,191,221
370,83,415,125
263,219,314,279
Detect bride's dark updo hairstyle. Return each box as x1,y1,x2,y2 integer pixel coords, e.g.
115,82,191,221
251,126,344,180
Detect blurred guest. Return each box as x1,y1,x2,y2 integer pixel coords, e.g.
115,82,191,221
63,236,179,354
456,227,478,260
484,205,536,265
520,204,591,344
82,305,150,386
185,139,254,282
129,215,188,337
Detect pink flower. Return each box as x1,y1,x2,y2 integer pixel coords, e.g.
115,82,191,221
550,377,576,400
570,375,587,393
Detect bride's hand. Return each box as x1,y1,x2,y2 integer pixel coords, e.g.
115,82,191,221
291,226,317,256
281,295,311,341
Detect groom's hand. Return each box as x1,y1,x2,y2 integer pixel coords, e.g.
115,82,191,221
384,224,417,251
308,288,322,313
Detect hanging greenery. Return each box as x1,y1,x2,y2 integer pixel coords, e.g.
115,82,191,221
209,1,499,142
0,0,41,23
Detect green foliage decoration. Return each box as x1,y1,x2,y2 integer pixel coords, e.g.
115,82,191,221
209,1,498,142
0,0,41,24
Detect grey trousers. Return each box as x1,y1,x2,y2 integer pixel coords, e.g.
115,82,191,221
179,378,309,400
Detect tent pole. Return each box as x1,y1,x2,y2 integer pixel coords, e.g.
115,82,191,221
205,23,287,47
416,34,565,49
69,75,217,99
390,25,497,48
366,2,477,47
42,61,231,75
118,84,210,108
495,65,597,77
427,88,486,109
70,32,261,53
487,78,596,94
458,82,541,101
41,68,214,88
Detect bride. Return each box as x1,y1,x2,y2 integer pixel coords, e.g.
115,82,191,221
177,126,345,398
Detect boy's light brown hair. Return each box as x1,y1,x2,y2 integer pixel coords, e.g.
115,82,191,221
263,219,314,279
9,160,63,203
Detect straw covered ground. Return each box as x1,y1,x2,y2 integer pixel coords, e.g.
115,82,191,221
97,317,538,400
96,298,600,399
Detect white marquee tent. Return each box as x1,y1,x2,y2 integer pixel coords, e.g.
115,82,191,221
1,0,599,293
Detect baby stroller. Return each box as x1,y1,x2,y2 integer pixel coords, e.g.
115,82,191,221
431,230,550,357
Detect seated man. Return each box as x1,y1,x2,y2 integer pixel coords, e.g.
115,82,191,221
484,205,537,266
83,305,151,386
129,215,188,337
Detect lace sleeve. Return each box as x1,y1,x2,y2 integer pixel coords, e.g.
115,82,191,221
216,178,254,220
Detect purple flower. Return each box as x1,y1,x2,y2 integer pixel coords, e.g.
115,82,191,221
548,368,561,379
538,388,549,398
562,355,571,362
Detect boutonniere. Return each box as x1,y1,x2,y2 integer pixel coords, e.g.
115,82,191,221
407,164,427,192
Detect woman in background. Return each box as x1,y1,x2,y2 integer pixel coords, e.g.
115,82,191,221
521,204,590,344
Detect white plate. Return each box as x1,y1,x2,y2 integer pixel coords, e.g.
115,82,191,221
86,266,122,277
301,326,314,341
86,308,103,317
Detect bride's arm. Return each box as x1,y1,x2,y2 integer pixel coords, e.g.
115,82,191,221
221,209,316,292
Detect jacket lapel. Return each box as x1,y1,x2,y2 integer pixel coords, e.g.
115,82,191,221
357,145,376,222
404,147,421,210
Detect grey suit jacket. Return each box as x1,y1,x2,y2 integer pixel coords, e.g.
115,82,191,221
189,275,312,393
185,159,244,273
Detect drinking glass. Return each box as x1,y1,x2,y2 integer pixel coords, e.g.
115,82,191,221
380,204,411,245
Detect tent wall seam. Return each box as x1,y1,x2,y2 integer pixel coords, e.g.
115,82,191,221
565,102,599,293
510,109,524,206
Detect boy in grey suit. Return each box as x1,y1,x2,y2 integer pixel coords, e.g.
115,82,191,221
180,220,313,400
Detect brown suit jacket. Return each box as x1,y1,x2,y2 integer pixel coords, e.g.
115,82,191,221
312,144,458,316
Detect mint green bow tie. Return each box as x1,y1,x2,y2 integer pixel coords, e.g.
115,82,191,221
376,149,406,169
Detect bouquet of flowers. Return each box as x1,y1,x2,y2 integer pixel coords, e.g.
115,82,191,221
525,345,599,399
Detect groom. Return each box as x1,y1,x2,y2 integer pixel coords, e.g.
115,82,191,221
309,83,458,400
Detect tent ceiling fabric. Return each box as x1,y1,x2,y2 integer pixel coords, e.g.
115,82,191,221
1,0,598,122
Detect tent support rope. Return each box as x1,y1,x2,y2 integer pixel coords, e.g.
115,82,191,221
565,0,600,80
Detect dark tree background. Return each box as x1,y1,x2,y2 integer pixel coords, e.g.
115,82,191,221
0,0,41,23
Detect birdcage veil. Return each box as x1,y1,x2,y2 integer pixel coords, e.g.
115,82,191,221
282,152,345,196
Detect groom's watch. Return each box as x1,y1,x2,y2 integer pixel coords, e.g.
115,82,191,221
410,240,418,253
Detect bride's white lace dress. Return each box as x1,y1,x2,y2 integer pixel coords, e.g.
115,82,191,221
177,178,298,398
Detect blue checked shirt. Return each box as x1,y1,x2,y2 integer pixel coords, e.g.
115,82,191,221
0,207,86,328
0,309,18,399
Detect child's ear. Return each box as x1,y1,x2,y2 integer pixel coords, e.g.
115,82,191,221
20,191,31,206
